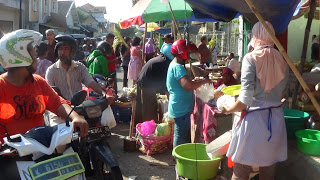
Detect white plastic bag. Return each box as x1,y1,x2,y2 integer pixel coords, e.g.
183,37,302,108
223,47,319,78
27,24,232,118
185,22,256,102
216,95,235,111
196,83,214,102
101,106,116,129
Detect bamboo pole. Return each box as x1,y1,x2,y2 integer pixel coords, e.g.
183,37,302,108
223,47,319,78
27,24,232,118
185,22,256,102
168,1,182,39
142,23,148,63
292,0,316,107
244,0,320,116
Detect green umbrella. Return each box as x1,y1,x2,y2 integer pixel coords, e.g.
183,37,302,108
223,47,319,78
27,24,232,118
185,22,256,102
119,0,193,29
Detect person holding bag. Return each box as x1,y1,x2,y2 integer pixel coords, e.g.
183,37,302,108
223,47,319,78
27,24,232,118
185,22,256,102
221,22,289,180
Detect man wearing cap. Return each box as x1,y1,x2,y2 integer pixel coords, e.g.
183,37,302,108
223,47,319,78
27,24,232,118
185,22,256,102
160,34,174,52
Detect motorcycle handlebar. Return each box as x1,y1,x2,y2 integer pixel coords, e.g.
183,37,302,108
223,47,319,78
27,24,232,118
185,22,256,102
0,132,81,156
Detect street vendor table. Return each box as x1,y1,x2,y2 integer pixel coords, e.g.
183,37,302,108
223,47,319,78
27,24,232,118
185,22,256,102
191,92,233,144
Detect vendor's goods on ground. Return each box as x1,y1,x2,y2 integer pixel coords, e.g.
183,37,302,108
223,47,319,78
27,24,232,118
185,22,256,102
136,120,172,155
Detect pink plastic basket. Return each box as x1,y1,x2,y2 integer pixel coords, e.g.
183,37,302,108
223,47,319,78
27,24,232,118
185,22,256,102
136,123,172,155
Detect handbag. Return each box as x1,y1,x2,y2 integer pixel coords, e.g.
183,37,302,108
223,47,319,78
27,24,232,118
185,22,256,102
100,106,117,129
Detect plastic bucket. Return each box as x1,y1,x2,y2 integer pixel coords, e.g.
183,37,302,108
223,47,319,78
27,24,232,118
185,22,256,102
295,129,320,155
172,143,222,180
283,108,309,138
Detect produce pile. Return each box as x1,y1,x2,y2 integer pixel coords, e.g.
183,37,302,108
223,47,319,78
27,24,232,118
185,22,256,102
139,120,171,137
136,118,174,155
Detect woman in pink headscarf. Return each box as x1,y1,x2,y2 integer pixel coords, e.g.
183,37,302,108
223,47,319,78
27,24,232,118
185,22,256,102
145,38,155,62
221,21,288,179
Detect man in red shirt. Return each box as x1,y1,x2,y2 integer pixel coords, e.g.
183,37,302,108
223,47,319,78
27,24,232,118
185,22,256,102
197,35,211,66
105,33,122,93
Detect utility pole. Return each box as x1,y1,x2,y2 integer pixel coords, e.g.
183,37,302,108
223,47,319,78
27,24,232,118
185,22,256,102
19,0,22,29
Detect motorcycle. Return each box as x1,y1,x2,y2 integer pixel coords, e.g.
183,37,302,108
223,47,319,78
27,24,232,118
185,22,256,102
0,90,88,180
82,74,109,100
72,88,123,180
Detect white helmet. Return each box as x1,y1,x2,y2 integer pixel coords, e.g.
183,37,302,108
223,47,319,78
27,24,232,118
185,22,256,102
0,29,43,69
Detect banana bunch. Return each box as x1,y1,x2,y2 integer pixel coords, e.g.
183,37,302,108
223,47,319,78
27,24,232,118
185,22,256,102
114,28,128,49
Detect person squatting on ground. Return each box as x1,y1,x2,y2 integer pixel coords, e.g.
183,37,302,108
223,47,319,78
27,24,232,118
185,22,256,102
221,22,289,180
166,40,211,148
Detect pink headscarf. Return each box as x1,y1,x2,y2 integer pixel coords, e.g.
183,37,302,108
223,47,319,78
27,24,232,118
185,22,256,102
249,21,287,93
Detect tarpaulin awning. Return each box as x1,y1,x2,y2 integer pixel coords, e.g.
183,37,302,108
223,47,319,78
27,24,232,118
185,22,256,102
186,0,301,34
179,8,240,23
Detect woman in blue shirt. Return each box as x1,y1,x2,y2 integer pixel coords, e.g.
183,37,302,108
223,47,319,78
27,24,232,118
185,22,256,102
167,40,211,147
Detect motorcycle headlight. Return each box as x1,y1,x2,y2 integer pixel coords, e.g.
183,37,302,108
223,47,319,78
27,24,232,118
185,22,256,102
85,106,102,118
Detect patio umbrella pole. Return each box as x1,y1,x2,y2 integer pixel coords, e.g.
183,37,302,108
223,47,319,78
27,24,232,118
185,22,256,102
244,0,320,116
168,2,182,39
142,23,148,62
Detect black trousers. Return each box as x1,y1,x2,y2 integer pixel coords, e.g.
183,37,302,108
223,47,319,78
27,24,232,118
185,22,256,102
122,66,128,87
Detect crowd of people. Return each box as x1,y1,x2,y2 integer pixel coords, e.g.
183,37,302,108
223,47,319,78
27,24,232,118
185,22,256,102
0,20,319,179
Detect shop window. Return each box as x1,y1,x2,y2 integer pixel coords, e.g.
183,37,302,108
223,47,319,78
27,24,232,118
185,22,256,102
44,0,48,14
52,2,56,12
33,0,37,12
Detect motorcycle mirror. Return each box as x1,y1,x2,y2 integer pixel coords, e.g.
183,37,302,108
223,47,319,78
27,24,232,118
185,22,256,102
71,90,87,106
93,74,106,82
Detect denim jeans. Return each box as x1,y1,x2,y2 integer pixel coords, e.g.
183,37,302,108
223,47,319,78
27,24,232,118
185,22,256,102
173,111,192,147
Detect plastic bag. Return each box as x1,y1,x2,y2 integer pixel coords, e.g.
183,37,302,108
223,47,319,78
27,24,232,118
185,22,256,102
196,83,215,102
140,120,156,135
216,95,235,111
101,106,116,129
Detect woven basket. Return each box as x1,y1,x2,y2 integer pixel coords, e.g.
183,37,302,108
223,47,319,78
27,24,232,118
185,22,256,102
136,123,172,155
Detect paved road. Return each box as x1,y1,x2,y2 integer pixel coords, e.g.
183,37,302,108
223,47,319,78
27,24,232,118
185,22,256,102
116,66,133,96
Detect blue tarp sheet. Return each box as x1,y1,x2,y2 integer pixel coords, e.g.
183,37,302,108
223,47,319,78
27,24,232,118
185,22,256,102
186,0,301,34
181,8,240,22
155,25,201,35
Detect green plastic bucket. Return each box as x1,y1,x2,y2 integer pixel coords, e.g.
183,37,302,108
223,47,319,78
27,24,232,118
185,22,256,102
295,129,320,155
172,143,222,180
283,108,309,139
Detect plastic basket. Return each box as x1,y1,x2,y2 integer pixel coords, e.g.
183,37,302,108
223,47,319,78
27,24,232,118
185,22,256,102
284,108,309,139
172,143,222,179
136,123,172,155
222,85,241,96
112,105,132,123
295,129,320,155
